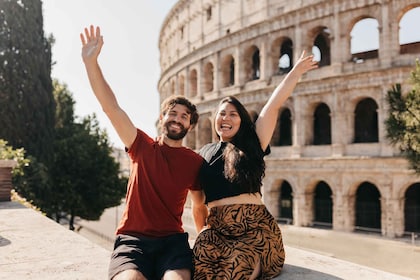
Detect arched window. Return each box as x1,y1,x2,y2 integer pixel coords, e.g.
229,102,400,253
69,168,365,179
351,18,379,62
405,183,420,233
189,69,198,97
313,103,331,145
399,7,420,54
170,80,175,95
279,39,293,74
179,75,185,96
355,182,381,231
278,181,293,223
314,181,333,227
354,98,378,143
204,62,214,93
252,49,260,80
221,55,235,87
272,109,292,146
312,28,331,67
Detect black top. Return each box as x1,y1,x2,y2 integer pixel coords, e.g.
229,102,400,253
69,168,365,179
198,142,269,203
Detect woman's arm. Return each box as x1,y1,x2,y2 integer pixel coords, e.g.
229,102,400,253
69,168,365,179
255,51,318,150
190,190,208,234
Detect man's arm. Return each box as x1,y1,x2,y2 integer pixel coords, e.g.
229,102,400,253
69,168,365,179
190,190,208,234
80,25,137,148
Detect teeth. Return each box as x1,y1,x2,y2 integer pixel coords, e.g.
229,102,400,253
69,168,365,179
170,124,181,130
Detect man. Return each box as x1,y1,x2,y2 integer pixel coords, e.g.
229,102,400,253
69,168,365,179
80,25,207,280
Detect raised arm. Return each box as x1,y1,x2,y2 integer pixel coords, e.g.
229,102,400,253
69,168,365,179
80,25,137,149
255,51,318,150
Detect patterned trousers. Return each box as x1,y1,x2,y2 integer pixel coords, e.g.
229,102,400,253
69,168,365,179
193,204,285,280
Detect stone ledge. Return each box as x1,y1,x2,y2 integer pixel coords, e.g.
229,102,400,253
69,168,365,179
0,201,413,280
0,201,110,280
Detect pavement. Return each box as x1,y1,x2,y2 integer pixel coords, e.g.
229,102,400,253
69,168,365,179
1,200,419,280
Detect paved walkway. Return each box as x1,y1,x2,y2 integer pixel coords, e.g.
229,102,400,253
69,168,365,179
280,225,420,280
1,201,417,279
77,205,420,279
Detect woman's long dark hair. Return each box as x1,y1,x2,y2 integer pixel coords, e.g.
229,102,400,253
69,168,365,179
216,96,266,193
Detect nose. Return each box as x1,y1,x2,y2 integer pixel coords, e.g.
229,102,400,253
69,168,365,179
173,114,182,123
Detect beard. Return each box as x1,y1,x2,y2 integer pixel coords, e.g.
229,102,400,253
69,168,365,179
163,121,189,140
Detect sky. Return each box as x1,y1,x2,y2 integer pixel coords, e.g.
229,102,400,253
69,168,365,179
42,0,178,149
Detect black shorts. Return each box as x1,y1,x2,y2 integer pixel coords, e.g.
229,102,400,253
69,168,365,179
108,232,193,280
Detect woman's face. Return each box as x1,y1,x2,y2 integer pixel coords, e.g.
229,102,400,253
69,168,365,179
215,102,241,142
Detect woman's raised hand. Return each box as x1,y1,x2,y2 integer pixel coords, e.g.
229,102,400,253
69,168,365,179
293,50,318,75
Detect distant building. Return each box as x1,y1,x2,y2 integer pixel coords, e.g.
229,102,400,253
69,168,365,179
158,0,420,238
111,147,130,178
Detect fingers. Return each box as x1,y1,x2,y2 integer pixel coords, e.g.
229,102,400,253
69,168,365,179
80,33,86,45
80,25,101,45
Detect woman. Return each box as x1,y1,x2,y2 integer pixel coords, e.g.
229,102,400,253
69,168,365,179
193,51,318,279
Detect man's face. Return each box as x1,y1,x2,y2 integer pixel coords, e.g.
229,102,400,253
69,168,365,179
161,104,191,140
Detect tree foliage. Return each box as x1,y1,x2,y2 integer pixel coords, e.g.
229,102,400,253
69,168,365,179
0,1,126,230
0,139,29,177
0,0,55,164
50,81,127,229
385,60,420,173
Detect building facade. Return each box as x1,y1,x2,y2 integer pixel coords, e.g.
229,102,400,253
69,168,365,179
158,0,420,238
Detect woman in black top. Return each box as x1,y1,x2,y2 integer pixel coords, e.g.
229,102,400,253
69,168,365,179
193,51,318,280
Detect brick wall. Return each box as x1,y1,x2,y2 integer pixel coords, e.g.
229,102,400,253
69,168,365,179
0,160,17,201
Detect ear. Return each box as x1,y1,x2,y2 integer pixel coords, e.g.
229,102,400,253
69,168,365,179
188,122,196,132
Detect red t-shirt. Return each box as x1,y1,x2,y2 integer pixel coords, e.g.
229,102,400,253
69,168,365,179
116,129,204,237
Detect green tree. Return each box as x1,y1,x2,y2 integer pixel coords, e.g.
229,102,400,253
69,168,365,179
50,81,127,230
0,139,29,177
0,0,55,164
385,60,420,173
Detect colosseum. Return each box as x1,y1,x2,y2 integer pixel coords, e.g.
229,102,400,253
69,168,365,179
158,0,420,238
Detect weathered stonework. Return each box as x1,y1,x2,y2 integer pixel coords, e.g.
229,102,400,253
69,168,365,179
159,0,420,238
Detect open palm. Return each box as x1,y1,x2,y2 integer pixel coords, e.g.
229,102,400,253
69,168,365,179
80,25,103,63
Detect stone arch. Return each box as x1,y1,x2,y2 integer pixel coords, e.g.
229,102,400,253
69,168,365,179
399,6,420,54
197,116,212,149
244,45,260,81
203,62,214,93
311,26,331,67
189,69,198,97
313,181,333,228
271,37,294,75
350,17,379,62
221,54,235,87
278,180,294,224
170,79,175,95
355,181,381,231
354,98,378,143
313,103,331,145
248,110,259,123
179,74,185,96
404,182,420,234
186,129,196,150
272,107,292,147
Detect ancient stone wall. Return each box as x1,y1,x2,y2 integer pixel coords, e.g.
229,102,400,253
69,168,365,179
159,0,420,237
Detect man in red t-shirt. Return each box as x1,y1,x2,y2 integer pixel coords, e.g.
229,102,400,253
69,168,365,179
81,25,207,280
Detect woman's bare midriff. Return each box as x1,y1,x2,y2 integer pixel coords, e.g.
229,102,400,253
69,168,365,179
208,193,263,209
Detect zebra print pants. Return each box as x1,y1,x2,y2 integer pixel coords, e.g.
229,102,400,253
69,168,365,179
193,204,285,280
